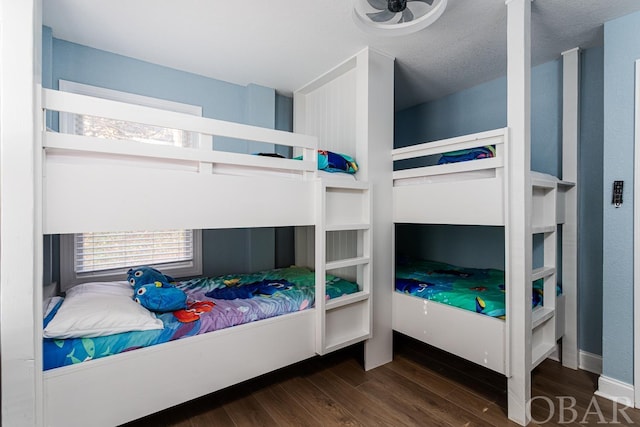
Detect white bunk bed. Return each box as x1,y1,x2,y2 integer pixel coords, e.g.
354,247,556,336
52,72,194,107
37,47,393,427
392,127,575,371
389,4,580,424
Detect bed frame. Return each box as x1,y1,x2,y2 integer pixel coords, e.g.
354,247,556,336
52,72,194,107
35,48,394,427
392,129,573,371
390,3,579,425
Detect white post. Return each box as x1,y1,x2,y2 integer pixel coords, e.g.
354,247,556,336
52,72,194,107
561,47,580,370
1,1,44,426
363,48,395,370
506,0,532,424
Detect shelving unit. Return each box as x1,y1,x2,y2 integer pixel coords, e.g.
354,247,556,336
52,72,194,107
315,181,372,354
530,173,558,369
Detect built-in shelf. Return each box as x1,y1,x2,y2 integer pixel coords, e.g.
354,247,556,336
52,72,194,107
531,225,556,234
325,181,369,190
532,180,556,190
325,223,370,232
326,256,370,271
557,180,576,188
324,331,371,354
532,341,557,370
532,266,555,281
326,291,369,310
532,307,555,330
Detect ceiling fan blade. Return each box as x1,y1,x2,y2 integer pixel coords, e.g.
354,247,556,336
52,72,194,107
399,7,414,23
367,9,397,22
408,0,434,4
367,0,389,11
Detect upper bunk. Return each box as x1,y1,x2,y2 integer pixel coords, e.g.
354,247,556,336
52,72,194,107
391,127,576,226
41,87,366,234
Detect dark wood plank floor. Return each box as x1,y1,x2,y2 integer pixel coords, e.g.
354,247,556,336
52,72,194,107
123,334,640,426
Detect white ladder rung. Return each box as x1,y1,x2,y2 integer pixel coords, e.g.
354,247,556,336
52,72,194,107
325,256,370,271
532,341,557,369
532,266,555,281
531,225,556,234
532,307,555,329
326,291,369,310
325,223,370,232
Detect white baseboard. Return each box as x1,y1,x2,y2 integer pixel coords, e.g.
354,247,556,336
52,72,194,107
595,375,635,405
579,350,602,375
547,347,601,374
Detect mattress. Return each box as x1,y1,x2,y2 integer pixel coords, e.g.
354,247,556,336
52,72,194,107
395,257,558,318
43,266,358,370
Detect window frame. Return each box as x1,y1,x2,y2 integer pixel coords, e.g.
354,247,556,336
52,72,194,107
58,80,203,289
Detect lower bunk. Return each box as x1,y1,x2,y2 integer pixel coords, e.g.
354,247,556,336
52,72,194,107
393,257,565,375
42,266,360,427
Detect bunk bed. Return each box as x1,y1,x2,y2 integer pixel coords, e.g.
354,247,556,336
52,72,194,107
38,48,393,427
390,43,580,425
392,127,574,369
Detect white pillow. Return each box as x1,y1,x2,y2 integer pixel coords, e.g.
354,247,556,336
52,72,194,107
43,281,164,339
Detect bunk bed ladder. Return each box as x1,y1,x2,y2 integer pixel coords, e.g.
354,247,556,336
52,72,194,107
315,180,372,355
530,173,558,369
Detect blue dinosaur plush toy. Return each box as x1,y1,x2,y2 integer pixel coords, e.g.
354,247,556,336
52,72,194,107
126,266,187,312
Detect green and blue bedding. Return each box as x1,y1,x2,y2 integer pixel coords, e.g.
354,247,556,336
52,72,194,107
438,145,496,164
43,266,358,370
396,257,559,318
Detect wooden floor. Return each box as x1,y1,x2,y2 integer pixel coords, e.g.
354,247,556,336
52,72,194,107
124,334,640,426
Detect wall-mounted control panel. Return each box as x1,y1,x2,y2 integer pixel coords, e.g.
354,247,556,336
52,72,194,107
612,180,624,207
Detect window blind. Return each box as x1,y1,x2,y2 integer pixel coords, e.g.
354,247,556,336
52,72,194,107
75,230,194,274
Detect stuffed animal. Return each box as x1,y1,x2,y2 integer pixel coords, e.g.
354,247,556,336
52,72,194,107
127,266,175,288
126,266,187,312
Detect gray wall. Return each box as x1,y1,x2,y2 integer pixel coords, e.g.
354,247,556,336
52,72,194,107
395,50,604,356
602,10,640,385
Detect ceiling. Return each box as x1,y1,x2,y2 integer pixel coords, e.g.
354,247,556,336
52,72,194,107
43,0,640,111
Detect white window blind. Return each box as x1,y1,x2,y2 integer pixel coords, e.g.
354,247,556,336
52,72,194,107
74,230,194,274
58,81,203,288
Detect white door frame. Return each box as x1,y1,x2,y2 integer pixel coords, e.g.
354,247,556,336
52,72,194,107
634,58,640,408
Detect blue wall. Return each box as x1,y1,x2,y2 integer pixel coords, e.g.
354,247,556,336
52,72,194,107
395,51,604,356
602,11,640,385
44,31,295,279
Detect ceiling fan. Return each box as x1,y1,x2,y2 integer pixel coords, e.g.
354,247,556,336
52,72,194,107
353,0,447,36
367,0,434,24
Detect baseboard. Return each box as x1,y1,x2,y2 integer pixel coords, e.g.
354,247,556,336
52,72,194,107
595,375,635,405
546,346,601,374
579,350,602,375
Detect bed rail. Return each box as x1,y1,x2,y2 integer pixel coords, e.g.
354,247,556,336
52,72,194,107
391,127,507,182
392,128,508,226
41,89,320,234
42,88,317,174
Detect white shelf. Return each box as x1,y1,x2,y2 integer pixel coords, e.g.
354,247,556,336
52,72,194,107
531,225,556,234
557,180,576,188
531,266,555,281
324,331,371,354
326,291,369,310
532,341,557,370
325,181,369,190
325,256,370,271
532,307,555,330
325,223,370,232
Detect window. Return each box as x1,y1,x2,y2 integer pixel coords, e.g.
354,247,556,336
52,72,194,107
59,81,202,288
